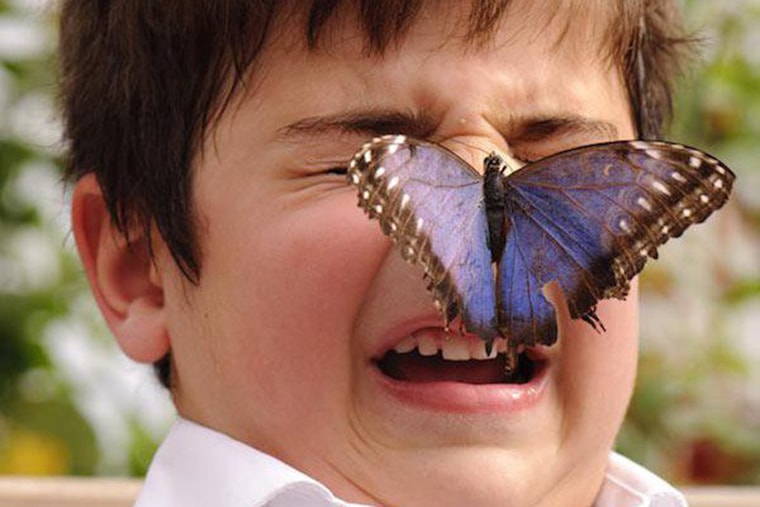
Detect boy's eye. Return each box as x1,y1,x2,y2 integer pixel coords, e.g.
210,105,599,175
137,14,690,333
324,165,348,176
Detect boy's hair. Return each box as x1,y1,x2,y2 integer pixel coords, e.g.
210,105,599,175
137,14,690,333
58,0,694,387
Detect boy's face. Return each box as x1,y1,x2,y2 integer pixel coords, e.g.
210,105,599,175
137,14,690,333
156,3,638,506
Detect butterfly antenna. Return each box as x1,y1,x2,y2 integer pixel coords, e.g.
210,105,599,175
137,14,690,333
427,134,524,175
429,135,490,157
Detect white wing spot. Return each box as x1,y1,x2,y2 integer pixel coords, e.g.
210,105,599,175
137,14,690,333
715,165,726,175
374,204,383,214
386,143,400,155
714,178,724,189
682,208,692,218
416,217,425,232
637,196,653,211
700,194,710,204
652,180,672,196
645,149,663,160
618,218,632,234
671,171,687,183
363,150,372,163
629,141,649,150
661,225,670,235
400,193,410,208
393,135,407,144
387,175,400,190
349,172,360,184
361,190,370,200
688,156,702,169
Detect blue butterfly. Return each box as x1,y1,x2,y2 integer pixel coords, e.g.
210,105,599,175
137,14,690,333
348,135,734,361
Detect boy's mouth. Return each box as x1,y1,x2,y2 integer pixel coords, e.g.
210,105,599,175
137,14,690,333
375,329,541,385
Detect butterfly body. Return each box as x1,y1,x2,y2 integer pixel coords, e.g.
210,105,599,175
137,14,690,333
483,154,509,263
348,135,734,350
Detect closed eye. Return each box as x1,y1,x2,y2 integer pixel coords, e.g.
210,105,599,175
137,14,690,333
325,166,348,176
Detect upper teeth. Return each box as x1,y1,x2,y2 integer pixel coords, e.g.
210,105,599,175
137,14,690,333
393,332,510,361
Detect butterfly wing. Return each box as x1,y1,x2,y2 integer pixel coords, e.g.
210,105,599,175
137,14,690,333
348,135,501,340
499,140,735,346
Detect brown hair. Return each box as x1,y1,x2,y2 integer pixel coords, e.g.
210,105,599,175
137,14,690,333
58,0,694,387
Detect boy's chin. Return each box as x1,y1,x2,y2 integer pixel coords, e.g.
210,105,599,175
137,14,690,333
354,445,603,507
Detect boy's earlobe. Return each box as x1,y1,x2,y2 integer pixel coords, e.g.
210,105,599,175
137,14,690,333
71,174,170,363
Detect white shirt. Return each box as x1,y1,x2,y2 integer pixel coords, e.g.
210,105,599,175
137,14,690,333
136,418,687,507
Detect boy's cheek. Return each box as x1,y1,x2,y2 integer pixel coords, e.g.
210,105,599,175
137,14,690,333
178,194,391,354
553,280,639,446
157,211,386,421
249,206,390,319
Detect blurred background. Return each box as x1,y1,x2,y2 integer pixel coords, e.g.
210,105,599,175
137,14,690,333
0,0,758,485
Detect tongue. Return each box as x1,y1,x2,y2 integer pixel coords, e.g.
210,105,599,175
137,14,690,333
380,351,507,384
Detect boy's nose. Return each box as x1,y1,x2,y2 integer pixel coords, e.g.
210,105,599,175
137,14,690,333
430,110,521,173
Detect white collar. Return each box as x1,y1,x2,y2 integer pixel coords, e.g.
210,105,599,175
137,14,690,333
136,417,687,507
135,417,369,507
595,452,687,507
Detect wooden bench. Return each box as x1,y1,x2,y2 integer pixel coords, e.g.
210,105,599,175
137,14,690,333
0,478,141,507
0,478,758,506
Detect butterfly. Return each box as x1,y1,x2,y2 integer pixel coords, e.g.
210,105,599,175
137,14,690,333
347,135,735,365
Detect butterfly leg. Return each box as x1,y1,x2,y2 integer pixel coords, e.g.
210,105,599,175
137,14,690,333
504,340,518,376
581,309,606,333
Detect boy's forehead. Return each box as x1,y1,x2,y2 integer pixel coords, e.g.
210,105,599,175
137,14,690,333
205,0,632,151
206,0,632,167
280,0,617,60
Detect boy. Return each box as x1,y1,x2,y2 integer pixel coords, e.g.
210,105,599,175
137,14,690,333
61,1,698,505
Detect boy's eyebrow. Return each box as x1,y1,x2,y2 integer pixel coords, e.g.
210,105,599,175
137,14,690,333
276,108,438,141
277,109,619,143
507,115,619,143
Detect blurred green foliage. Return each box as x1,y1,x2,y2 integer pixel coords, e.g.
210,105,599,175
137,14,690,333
0,0,757,483
0,2,98,474
617,0,760,485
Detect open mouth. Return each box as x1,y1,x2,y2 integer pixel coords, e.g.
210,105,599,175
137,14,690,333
375,329,541,385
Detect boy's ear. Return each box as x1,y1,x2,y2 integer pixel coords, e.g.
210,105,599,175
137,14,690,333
71,174,170,363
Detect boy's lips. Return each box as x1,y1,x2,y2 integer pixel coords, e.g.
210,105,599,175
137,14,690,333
369,318,551,413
